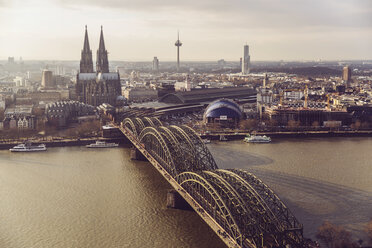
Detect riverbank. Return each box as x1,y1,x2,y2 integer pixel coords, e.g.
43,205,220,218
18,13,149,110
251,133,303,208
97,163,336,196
201,130,372,140
0,137,127,150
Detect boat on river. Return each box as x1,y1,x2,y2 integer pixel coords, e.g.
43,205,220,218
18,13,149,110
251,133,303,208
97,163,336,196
9,142,47,152
86,140,119,148
244,134,271,143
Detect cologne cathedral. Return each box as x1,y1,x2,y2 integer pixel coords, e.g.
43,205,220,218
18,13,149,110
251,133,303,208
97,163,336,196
76,26,121,106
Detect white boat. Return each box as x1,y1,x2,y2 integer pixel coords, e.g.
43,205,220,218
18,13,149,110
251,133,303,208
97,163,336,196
244,134,271,143
203,139,211,144
86,140,119,148
219,135,228,141
9,142,47,152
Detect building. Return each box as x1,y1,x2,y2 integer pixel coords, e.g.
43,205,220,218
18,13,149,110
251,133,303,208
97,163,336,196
263,73,269,88
267,108,351,127
342,66,352,85
257,88,273,105
284,90,304,100
41,70,54,88
203,99,243,128
160,87,256,104
14,76,25,87
152,57,159,72
123,88,158,102
218,59,226,68
46,100,96,127
76,26,121,106
242,44,250,75
0,96,5,109
4,105,36,129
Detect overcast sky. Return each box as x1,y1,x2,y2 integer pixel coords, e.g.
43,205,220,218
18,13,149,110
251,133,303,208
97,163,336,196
0,0,371,61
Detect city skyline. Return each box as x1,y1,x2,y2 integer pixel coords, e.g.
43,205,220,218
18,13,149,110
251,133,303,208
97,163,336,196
0,0,371,61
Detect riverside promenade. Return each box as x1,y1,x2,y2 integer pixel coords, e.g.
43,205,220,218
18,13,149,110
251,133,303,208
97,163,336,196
0,136,125,150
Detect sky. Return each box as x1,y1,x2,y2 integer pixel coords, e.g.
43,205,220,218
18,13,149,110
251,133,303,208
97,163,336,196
0,0,371,61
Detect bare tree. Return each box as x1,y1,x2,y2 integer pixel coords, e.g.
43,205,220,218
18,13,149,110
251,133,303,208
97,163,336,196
287,120,300,130
0,108,4,120
352,120,361,130
316,221,358,248
312,121,320,128
367,218,372,243
32,107,44,117
239,119,257,130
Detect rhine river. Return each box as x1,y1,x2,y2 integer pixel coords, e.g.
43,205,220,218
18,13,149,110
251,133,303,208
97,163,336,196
0,137,372,247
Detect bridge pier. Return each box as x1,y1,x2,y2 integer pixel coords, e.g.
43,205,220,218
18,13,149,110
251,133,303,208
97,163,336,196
166,189,192,210
130,147,147,161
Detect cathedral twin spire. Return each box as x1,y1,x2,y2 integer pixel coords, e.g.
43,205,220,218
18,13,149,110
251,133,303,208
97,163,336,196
80,25,109,73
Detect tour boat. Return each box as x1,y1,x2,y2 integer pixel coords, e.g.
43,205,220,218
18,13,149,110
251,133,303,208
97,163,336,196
9,142,47,152
244,134,271,143
86,140,119,148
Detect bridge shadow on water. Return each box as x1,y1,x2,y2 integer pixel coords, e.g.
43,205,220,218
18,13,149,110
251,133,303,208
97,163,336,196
209,143,274,168
240,167,372,241
208,141,372,241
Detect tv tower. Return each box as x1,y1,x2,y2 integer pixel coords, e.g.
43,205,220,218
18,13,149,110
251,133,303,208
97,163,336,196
175,31,182,72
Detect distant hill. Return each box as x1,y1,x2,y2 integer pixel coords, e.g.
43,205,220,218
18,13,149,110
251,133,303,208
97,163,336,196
252,66,342,77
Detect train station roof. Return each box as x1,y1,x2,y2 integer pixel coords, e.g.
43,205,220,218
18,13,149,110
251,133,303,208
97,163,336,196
159,87,256,104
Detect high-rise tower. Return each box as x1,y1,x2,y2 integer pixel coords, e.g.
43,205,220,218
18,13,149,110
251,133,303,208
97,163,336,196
175,31,182,72
242,44,250,75
263,73,268,88
80,25,94,73
153,57,159,72
96,26,109,73
342,66,352,83
41,70,54,88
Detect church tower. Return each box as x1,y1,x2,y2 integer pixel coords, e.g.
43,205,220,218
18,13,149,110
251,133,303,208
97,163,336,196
96,26,109,73
80,25,94,73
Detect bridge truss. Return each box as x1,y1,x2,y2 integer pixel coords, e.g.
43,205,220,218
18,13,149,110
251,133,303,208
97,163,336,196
119,118,305,248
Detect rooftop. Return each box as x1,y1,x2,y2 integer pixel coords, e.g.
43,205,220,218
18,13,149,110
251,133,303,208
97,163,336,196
160,87,256,104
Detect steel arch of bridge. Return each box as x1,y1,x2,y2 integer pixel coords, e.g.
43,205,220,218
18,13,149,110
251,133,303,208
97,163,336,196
124,117,218,174
230,169,304,246
176,170,304,248
139,126,178,177
176,171,246,247
143,117,155,127
168,125,213,172
123,117,163,137
119,117,305,248
123,118,138,136
179,125,218,170
136,124,219,176
214,169,281,245
150,117,162,126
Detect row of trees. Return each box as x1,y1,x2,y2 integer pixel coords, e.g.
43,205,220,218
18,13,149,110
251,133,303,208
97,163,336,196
63,120,101,138
316,219,372,248
0,120,101,141
238,118,372,131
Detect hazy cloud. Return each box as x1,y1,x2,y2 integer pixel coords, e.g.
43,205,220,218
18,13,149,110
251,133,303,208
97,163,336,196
0,0,371,60
0,0,9,7
58,0,372,28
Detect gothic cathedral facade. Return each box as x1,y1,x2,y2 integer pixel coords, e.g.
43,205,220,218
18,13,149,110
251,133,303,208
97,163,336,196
76,26,121,106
